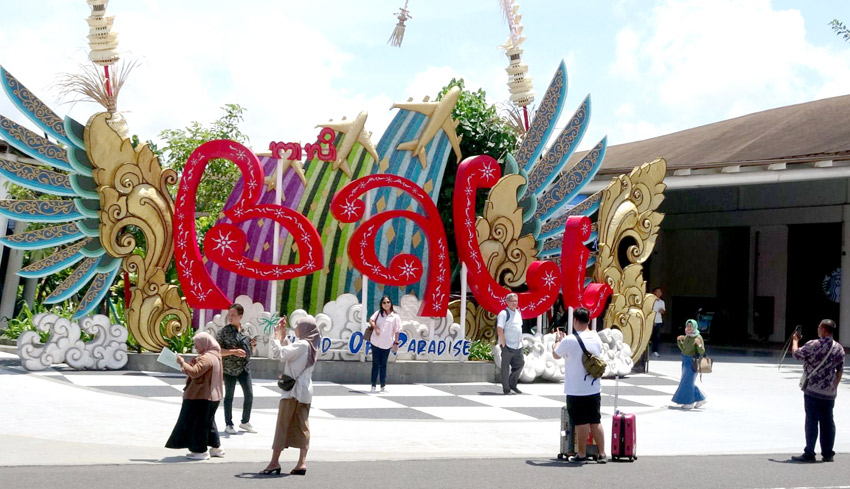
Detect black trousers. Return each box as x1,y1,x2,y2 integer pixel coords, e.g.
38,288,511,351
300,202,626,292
804,394,836,458
650,323,663,353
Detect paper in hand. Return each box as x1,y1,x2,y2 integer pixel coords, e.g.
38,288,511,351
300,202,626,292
157,347,182,371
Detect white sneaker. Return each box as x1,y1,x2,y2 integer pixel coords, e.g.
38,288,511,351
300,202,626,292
239,422,256,433
370,386,377,393
380,387,387,393
186,451,210,460
682,403,695,410
209,447,225,458
695,400,707,408
652,352,660,358
225,425,237,434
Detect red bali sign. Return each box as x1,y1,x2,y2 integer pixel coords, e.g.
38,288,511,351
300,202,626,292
330,174,450,317
173,140,323,308
561,216,612,318
452,155,562,318
268,127,337,162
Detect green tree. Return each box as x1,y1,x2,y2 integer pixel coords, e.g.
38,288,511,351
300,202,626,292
158,103,249,218
830,19,850,43
434,78,520,286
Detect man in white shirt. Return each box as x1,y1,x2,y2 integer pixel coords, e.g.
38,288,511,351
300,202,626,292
553,307,607,464
650,287,666,357
497,293,525,395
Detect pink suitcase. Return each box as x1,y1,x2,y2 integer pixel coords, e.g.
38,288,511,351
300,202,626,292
611,375,637,461
611,411,636,461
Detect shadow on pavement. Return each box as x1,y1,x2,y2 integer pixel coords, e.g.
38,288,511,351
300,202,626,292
129,457,202,464
526,459,585,468
235,472,289,479
767,457,824,464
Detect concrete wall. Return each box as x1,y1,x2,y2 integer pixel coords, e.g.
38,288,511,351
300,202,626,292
753,226,788,342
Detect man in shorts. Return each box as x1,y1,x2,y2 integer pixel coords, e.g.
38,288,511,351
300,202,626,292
553,307,607,463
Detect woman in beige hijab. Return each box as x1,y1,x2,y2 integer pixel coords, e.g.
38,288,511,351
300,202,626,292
165,332,225,460
260,317,320,475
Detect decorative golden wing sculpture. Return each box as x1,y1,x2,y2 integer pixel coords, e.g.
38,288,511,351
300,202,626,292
594,158,666,361
86,112,191,351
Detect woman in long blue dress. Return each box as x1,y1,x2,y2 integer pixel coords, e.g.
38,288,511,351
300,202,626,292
672,319,707,409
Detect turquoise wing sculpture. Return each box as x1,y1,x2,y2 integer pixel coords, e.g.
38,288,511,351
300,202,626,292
0,67,120,319
504,61,607,262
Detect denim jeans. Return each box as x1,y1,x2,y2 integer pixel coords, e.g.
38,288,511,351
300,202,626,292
371,346,391,387
804,394,836,458
223,370,253,427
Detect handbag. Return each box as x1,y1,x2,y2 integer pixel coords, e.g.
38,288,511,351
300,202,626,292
799,340,835,390
690,356,712,373
278,374,296,391
364,311,379,342
697,356,713,373
277,348,304,392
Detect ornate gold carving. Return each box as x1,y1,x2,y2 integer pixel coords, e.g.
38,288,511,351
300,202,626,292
22,239,90,273
46,257,98,302
449,300,498,344
0,115,69,166
476,174,539,287
594,158,666,362
525,97,588,196
0,199,79,218
0,158,73,191
1,223,81,247
514,64,564,168
85,112,190,351
3,68,68,139
539,191,602,237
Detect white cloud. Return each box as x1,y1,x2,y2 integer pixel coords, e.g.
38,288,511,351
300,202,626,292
610,0,850,124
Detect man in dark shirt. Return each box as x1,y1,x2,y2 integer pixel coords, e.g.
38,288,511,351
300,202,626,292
790,319,845,462
216,303,256,435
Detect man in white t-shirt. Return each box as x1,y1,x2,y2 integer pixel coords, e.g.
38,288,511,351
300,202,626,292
650,287,666,357
497,293,525,395
553,307,607,464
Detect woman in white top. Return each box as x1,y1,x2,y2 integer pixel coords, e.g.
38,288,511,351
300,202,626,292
369,295,402,393
260,316,319,476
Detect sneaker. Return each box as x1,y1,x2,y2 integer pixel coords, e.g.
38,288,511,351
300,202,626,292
186,451,210,460
567,455,588,464
823,456,834,462
239,422,256,433
380,386,387,393
791,454,816,463
225,425,237,434
652,352,660,358
209,447,225,458
511,387,523,394
695,400,707,408
682,403,694,410
597,454,608,464
370,386,377,393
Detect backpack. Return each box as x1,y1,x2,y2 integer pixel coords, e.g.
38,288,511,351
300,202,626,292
574,331,607,383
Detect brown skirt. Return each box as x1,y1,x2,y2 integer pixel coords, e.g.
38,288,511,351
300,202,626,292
272,398,311,450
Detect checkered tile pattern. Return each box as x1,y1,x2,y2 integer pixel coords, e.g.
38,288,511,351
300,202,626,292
10,363,681,421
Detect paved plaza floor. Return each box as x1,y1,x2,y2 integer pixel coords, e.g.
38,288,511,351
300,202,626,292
1,349,848,467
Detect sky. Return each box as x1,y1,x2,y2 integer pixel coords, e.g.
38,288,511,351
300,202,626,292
1,0,849,155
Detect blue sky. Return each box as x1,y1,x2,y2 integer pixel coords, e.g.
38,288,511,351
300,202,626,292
1,0,849,154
